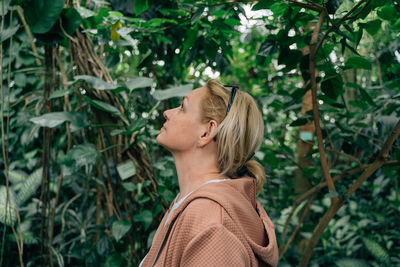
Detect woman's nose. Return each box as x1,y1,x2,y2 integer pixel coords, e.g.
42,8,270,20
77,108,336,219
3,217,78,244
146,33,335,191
163,109,171,120
163,107,178,120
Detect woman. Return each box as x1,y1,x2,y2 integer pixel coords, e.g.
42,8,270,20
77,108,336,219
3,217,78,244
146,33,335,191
140,79,278,266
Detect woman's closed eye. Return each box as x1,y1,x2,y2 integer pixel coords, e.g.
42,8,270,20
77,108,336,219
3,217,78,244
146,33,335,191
179,98,184,111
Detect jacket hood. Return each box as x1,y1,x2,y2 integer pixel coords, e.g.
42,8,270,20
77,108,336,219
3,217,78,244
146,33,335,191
170,177,279,267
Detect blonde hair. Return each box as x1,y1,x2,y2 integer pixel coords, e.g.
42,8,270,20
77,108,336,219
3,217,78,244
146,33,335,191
201,79,266,192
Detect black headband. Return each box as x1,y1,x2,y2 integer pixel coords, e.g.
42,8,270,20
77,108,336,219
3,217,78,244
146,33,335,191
224,85,239,116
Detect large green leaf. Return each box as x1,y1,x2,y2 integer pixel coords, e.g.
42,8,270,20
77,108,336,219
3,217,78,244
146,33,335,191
75,75,119,90
24,0,65,34
61,8,83,36
358,88,376,106
49,89,73,99
377,5,397,21
133,210,153,230
134,0,149,15
29,112,88,131
152,84,193,101
116,161,136,181
125,77,153,91
321,71,344,99
29,112,75,128
84,96,121,116
258,40,278,57
1,0,11,16
359,19,382,36
183,27,198,52
345,57,372,70
76,6,95,18
112,220,132,242
0,25,19,42
67,143,99,167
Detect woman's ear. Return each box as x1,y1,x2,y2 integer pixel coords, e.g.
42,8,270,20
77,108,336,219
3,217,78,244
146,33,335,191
198,120,218,148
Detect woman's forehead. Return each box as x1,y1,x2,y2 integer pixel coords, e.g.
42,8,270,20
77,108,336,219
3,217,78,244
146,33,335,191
188,86,207,99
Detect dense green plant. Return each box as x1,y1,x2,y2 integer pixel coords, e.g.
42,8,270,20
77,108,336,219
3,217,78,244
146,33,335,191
1,0,399,266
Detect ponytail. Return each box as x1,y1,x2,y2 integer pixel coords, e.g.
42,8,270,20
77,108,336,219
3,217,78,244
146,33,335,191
201,79,266,193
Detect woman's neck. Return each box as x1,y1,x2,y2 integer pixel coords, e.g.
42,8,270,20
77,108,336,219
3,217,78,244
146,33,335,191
172,151,226,200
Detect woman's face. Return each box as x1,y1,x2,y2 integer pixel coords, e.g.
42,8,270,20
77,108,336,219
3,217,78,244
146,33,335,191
156,86,208,153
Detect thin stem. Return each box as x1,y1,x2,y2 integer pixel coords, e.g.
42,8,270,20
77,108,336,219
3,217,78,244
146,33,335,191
16,6,40,66
279,195,315,260
309,11,337,195
326,147,363,167
314,0,369,56
0,1,8,265
286,0,323,12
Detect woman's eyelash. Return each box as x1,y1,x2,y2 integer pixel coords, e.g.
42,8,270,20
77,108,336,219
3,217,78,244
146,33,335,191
180,98,184,110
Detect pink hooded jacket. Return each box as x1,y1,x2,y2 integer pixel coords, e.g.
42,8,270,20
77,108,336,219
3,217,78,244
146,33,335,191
140,177,279,267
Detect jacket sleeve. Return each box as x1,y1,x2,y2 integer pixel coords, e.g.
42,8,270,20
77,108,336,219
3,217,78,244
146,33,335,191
180,224,251,267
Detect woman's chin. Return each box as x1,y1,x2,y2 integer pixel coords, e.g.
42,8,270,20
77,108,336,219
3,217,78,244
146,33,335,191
156,134,165,146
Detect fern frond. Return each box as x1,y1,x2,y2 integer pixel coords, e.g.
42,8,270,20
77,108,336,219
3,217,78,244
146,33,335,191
0,186,18,225
9,231,38,244
336,258,369,267
8,170,27,184
362,237,390,263
16,168,43,206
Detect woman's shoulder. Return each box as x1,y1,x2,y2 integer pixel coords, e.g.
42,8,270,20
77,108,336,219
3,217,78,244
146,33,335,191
180,197,223,226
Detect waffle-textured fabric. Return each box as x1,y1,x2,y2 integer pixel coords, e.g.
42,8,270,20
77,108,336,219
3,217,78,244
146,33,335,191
140,177,278,267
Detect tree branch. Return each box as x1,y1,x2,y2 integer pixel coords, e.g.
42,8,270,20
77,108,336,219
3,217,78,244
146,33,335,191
326,147,363,167
295,165,365,204
309,11,337,196
314,0,369,56
286,0,323,12
348,119,400,195
299,119,400,266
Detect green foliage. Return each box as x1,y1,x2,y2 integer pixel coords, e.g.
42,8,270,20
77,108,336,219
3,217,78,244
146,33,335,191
112,220,132,242
0,25,19,42
362,237,390,264
1,0,400,266
335,258,368,267
0,168,42,226
66,143,99,168
153,84,193,101
24,0,65,34
30,112,89,131
74,75,119,90
84,96,122,116
15,168,42,205
0,187,17,225
116,161,136,180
